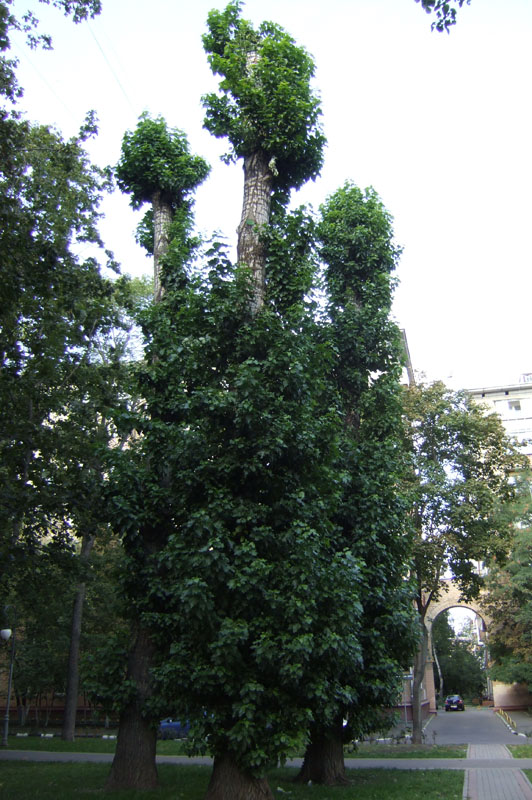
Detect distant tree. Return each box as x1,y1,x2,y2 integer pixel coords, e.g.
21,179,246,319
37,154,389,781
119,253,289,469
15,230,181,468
403,381,529,743
432,612,486,699
415,0,471,32
484,527,532,689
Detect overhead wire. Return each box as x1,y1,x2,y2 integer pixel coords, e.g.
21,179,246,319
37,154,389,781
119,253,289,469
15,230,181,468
86,21,137,116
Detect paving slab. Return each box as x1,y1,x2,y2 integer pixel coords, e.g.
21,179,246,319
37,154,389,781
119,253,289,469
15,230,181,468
463,743,532,800
464,768,532,800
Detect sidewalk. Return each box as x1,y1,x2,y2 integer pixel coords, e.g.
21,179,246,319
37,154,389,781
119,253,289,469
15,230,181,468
462,743,532,800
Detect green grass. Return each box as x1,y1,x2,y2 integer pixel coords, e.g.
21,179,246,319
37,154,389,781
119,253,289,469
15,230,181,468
3,735,188,756
508,744,532,758
0,762,464,799
347,743,467,759
4,737,466,759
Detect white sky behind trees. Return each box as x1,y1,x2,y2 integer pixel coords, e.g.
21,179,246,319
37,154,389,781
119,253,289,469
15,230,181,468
10,0,532,390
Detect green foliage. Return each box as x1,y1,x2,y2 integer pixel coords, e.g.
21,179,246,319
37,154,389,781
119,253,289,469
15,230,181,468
402,381,529,605
116,112,210,210
432,612,486,697
415,0,471,32
107,237,366,771
484,527,532,689
202,1,325,200
315,183,417,738
0,114,127,602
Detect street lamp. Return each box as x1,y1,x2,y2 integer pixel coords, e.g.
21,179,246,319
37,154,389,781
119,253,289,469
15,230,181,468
1,626,15,747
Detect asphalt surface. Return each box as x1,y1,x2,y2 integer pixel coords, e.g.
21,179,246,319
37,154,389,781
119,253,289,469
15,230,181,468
424,705,532,745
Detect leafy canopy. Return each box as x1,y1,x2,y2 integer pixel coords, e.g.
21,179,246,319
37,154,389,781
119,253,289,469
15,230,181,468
403,381,530,605
202,1,325,198
115,112,210,209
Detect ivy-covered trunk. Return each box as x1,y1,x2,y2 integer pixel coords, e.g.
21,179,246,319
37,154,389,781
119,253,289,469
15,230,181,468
295,719,348,786
61,533,95,741
105,624,158,790
412,618,429,745
204,753,274,800
237,150,273,316
152,189,173,303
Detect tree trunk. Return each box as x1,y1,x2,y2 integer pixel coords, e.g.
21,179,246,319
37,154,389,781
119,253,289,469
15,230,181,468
412,620,429,745
62,533,95,741
204,752,274,800
294,720,348,786
152,189,173,303
237,150,273,316
432,636,443,706
105,624,159,790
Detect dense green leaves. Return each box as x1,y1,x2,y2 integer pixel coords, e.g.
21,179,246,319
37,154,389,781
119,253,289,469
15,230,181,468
116,113,210,211
484,527,532,689
432,612,486,698
202,1,325,200
403,381,529,606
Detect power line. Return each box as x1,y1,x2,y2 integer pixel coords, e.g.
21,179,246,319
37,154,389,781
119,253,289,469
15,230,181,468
87,21,136,115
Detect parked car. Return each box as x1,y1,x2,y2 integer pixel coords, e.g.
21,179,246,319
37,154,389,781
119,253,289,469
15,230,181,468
444,694,465,712
158,717,191,739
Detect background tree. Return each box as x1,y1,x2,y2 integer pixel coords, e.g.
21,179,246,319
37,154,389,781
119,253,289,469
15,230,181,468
432,612,486,700
402,381,529,743
484,526,532,689
202,0,325,315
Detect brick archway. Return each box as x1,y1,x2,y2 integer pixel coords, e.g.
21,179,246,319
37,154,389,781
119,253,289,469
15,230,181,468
421,579,531,712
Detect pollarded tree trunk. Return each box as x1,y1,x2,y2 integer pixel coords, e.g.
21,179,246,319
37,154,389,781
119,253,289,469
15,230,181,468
294,719,348,786
237,149,273,316
61,532,95,741
204,752,274,800
152,189,173,303
105,624,158,790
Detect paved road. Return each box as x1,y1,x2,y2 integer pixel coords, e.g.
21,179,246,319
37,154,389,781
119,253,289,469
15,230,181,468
424,706,530,745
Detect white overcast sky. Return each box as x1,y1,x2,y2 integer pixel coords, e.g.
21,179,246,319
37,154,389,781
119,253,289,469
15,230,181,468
10,0,532,390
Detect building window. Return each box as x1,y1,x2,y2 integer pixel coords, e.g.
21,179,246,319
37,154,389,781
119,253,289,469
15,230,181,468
508,400,522,412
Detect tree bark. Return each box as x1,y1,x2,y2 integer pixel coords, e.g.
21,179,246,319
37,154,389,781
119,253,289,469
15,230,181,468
105,624,159,790
204,752,274,800
237,150,273,316
294,720,348,786
432,634,443,706
61,533,95,741
412,619,429,745
152,189,173,303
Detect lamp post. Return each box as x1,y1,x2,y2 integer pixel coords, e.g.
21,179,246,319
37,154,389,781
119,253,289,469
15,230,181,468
1,626,15,747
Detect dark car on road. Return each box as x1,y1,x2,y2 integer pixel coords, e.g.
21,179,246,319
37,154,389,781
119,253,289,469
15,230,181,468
158,717,190,738
444,694,465,711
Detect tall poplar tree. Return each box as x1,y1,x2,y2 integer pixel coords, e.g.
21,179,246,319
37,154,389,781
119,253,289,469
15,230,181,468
105,119,209,791
294,183,416,785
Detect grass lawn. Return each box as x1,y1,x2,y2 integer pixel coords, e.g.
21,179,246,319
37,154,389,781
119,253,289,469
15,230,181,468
348,743,466,759
3,735,188,756
0,762,464,799
508,744,532,758
3,736,465,759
